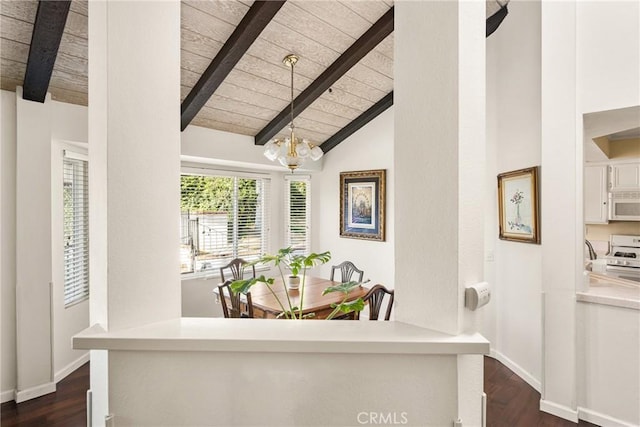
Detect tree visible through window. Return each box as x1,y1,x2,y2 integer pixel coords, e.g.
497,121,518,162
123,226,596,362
180,173,270,275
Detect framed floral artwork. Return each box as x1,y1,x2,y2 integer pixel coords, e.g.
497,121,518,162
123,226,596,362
497,166,540,244
340,169,386,241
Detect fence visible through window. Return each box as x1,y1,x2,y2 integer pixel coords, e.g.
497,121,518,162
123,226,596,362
180,173,270,275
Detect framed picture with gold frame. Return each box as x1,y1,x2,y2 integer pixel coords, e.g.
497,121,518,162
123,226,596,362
498,166,540,244
340,169,386,241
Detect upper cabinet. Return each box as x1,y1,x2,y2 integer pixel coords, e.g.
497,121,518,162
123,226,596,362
610,161,640,192
585,164,609,224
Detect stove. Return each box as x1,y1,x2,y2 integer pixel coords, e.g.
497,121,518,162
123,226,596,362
604,234,640,282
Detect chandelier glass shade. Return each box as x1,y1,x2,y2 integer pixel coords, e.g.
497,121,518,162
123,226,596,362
263,54,323,171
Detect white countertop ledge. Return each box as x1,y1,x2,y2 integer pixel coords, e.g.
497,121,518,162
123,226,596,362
73,318,490,355
577,272,640,310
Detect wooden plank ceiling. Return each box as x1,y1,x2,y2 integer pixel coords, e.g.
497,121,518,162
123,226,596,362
0,0,393,151
1,0,88,105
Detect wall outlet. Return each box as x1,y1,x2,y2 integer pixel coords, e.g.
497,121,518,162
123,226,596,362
485,250,495,262
465,282,491,310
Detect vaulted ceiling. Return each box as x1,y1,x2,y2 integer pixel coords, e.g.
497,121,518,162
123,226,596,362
0,0,508,153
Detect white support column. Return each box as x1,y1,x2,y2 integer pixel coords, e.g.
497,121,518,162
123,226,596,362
395,2,486,424
394,1,486,336
540,1,578,422
88,1,181,424
15,88,55,402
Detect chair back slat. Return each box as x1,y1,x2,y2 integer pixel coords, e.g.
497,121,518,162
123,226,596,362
356,284,394,321
218,280,254,318
220,258,256,282
330,261,364,284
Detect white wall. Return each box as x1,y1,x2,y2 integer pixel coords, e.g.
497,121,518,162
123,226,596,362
484,0,542,390
486,4,640,423
15,88,55,401
577,303,640,426
573,1,640,423
0,89,89,402
312,108,394,287
1,90,17,402
577,1,640,115
110,350,460,426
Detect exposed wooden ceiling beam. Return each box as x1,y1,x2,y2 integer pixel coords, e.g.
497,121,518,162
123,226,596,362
22,0,71,103
486,3,509,37
255,6,394,146
181,1,286,131
320,92,393,154
319,11,508,153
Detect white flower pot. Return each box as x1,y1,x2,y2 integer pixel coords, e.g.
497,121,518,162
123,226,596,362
287,276,300,290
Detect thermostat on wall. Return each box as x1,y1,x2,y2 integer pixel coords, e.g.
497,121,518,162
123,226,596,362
465,282,491,310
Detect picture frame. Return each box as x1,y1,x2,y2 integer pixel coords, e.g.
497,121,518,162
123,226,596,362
340,169,386,241
497,166,540,244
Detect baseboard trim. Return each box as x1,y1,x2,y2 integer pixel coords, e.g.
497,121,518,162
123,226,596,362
1,389,15,403
540,399,578,423
489,349,541,392
55,352,90,383
578,407,637,427
2,354,90,404
15,382,56,403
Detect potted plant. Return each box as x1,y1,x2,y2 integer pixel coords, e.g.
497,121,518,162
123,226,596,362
285,251,302,290
230,247,365,320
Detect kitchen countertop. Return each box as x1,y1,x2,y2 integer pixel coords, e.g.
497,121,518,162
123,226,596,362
577,271,640,310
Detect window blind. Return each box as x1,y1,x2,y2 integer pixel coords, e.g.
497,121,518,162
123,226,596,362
180,173,271,275
285,176,310,256
63,155,89,306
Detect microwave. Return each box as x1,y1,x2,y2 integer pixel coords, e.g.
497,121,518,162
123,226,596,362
609,191,640,221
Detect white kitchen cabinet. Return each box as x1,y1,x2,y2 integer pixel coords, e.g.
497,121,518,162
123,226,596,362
609,161,640,192
584,164,608,224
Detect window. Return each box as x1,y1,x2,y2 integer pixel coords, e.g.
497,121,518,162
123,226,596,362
63,153,89,306
180,172,271,275
284,175,310,255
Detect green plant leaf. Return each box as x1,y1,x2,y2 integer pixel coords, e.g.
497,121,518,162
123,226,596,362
303,251,331,267
333,298,365,314
322,281,360,296
230,275,273,295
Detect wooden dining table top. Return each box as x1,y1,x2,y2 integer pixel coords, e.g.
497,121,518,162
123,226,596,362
247,275,369,319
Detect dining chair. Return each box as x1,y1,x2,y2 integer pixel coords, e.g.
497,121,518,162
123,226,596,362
218,280,254,318
355,284,394,321
329,261,364,284
219,258,255,282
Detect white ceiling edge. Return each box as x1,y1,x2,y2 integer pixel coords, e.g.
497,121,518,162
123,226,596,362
583,105,640,162
180,124,323,174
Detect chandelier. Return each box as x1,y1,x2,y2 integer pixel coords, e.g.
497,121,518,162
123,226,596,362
263,54,323,171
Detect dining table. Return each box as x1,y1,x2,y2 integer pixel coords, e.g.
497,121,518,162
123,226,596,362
219,275,369,319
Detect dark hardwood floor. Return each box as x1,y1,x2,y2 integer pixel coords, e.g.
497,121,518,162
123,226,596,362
485,357,598,427
1,362,88,427
1,358,599,426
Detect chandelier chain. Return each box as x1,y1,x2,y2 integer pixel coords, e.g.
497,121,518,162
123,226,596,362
263,54,322,171
290,58,294,129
